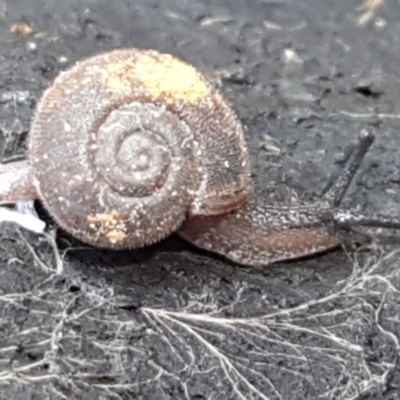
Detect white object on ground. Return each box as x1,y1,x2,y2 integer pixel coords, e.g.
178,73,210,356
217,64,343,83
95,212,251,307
0,206,46,233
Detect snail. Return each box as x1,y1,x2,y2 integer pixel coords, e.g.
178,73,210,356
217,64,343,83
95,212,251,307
0,48,399,268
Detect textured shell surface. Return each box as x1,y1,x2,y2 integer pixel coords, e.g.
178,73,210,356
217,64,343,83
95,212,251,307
28,48,250,248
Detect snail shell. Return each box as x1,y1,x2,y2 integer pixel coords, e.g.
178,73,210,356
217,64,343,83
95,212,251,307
29,48,250,248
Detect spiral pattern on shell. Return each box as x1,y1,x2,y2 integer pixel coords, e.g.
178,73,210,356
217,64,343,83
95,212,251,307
29,48,249,248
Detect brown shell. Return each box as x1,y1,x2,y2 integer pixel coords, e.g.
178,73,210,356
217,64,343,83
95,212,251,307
28,48,250,248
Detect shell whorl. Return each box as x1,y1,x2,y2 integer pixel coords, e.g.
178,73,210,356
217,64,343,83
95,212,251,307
29,48,249,248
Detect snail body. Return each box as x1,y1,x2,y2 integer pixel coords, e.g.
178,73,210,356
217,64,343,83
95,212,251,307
1,48,399,267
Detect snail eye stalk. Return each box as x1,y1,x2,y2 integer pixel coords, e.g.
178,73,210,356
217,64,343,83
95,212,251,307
323,130,400,231
323,129,374,208
333,210,400,230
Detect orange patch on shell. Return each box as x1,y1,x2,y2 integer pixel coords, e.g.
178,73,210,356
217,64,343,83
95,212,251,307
105,229,128,244
87,210,121,223
87,210,128,245
99,51,208,103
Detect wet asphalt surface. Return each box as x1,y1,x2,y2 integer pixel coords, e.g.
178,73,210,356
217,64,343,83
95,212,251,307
1,0,400,399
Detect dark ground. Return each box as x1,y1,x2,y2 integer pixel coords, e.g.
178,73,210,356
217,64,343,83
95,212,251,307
1,0,400,399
